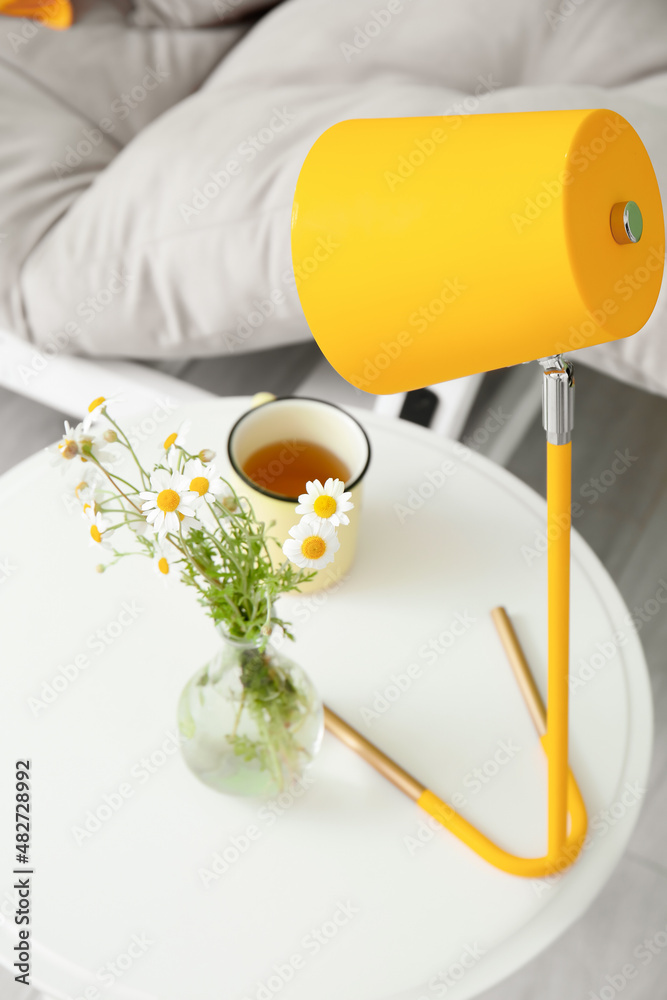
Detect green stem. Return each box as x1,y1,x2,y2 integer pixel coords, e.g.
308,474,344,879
85,455,142,513
255,706,284,792
201,514,247,592
175,530,241,616
97,507,145,518
103,411,150,487
230,688,247,740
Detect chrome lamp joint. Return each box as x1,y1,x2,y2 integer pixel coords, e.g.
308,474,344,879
539,355,575,446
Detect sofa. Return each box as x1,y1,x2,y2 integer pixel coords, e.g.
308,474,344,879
2,0,667,394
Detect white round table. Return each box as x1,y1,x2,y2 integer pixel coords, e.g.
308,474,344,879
0,397,652,1000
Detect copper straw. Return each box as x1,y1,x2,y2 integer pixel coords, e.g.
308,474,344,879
323,704,425,800
490,606,547,736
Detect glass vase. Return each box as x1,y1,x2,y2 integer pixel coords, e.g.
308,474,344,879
177,630,323,797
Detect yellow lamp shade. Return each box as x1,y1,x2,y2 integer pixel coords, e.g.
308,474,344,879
291,109,664,394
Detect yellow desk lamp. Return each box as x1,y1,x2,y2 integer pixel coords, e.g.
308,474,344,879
290,109,664,878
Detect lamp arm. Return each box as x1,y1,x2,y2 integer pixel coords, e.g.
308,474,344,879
424,360,583,875
540,356,576,858
324,358,589,879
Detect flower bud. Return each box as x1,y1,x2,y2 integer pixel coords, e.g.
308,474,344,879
199,449,216,463
95,564,105,574
103,430,118,443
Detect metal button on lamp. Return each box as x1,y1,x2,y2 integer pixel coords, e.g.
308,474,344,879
290,109,664,877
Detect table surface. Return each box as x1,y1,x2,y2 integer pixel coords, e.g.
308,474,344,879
0,397,653,1000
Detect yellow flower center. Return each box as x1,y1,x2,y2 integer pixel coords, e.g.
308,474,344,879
59,439,78,460
177,511,185,522
90,525,102,543
75,481,88,496
164,432,178,450
88,396,105,412
82,502,91,514
313,494,337,519
156,489,180,512
158,557,169,575
301,536,326,560
190,476,209,496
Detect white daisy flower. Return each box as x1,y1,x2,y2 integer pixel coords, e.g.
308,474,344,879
81,498,97,519
55,421,82,461
82,393,123,432
83,507,115,549
74,478,96,505
162,420,191,453
75,478,114,513
282,519,340,570
139,469,198,539
53,421,115,467
295,478,353,528
182,458,225,504
153,544,178,579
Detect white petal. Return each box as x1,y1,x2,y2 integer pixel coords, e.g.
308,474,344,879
178,505,198,519
282,539,305,566
309,549,335,570
298,512,321,527
163,511,179,534
318,521,337,542
151,469,171,491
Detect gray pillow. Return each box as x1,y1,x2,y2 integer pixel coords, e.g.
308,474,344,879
129,0,281,28
0,0,247,338
17,0,667,401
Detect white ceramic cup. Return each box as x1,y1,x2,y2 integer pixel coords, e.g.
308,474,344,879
227,397,371,593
